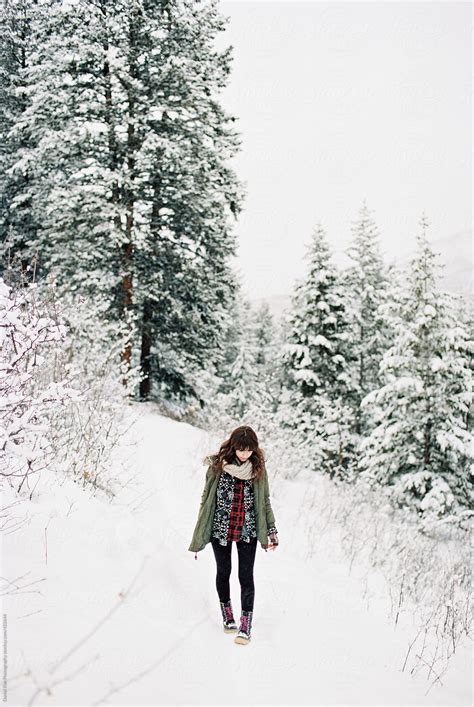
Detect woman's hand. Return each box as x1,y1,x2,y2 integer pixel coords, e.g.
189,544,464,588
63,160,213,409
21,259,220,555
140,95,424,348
268,531,279,551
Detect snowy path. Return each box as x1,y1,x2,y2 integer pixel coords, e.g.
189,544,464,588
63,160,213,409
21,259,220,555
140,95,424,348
5,404,471,705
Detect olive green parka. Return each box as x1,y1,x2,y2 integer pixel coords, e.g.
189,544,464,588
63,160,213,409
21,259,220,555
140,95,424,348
188,460,277,556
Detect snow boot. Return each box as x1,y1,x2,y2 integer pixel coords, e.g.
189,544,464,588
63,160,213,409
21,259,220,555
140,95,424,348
234,609,253,645
220,599,238,632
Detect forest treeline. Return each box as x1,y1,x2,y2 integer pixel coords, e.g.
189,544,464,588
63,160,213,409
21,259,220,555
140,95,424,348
1,0,472,524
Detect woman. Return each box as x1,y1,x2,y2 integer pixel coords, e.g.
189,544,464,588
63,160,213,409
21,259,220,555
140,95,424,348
188,425,279,645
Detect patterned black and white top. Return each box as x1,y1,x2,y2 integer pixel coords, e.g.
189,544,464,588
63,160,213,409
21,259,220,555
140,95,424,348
211,470,278,546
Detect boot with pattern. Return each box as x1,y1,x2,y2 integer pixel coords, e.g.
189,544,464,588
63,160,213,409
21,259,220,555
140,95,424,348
234,609,253,644
219,600,238,632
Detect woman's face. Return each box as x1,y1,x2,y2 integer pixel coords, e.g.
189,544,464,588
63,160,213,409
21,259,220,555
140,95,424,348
235,448,253,462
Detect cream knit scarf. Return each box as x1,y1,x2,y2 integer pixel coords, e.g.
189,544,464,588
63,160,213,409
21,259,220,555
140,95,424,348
222,458,255,480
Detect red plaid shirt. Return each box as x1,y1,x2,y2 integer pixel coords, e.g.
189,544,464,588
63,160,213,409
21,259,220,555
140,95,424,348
226,477,246,542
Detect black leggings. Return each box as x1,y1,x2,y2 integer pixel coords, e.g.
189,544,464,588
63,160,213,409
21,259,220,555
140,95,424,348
211,536,258,612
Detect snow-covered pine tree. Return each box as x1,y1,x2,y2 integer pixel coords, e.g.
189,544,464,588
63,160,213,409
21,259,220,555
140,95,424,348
231,297,278,416
0,0,40,281
203,291,278,426
227,299,264,419
342,200,391,435
280,222,350,402
130,0,243,402
5,0,126,302
277,223,355,474
2,0,243,403
450,287,474,435
252,300,282,413
253,300,275,366
358,213,473,520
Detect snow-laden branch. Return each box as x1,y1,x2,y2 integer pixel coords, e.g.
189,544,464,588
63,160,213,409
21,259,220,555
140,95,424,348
0,278,82,489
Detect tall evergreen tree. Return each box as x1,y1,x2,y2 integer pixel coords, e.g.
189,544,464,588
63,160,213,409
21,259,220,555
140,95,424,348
230,297,277,415
253,300,275,366
1,0,243,402
358,214,473,517
281,222,350,404
205,293,278,423
277,223,355,473
252,300,281,412
343,200,391,435
0,0,40,281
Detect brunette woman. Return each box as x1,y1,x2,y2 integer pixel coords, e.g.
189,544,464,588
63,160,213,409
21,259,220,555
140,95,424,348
188,425,279,645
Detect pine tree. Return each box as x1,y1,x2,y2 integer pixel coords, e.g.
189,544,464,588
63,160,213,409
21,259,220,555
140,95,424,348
1,0,243,402
253,301,274,365
358,213,473,518
277,223,355,473
0,0,41,281
228,297,276,416
343,200,391,435
113,0,243,401
281,222,350,404
252,300,281,412
203,292,279,425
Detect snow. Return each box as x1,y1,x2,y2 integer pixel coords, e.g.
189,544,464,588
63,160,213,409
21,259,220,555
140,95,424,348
424,305,437,317
4,404,471,705
310,334,333,349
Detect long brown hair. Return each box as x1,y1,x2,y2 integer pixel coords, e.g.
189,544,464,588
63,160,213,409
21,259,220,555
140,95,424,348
203,426,265,481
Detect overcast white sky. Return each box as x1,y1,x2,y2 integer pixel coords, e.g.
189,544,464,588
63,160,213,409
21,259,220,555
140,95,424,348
215,0,472,300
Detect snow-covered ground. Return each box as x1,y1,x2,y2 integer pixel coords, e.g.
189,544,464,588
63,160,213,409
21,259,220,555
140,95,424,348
4,403,471,706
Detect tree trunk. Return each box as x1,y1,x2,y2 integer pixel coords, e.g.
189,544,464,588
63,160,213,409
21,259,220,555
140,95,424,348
120,7,139,389
139,298,153,399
